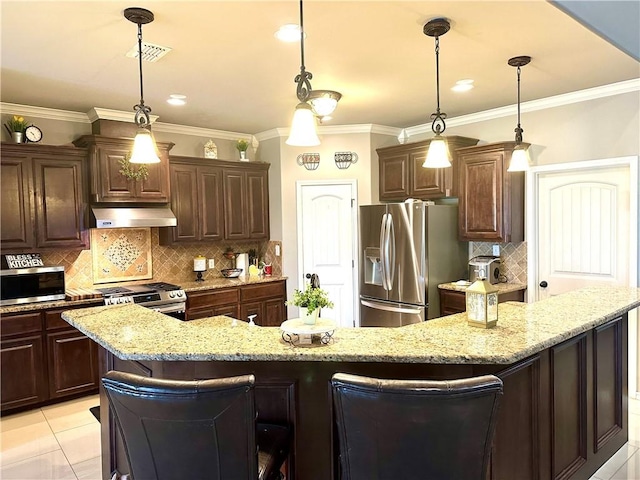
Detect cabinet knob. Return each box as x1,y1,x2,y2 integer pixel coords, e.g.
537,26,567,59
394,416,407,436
539,281,548,288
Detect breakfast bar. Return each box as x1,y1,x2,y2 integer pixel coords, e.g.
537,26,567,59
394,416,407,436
63,286,640,480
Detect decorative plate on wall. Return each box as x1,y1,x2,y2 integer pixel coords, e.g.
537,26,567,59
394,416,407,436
91,228,152,284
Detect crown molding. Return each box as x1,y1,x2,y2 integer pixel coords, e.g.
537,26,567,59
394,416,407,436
86,107,159,125
0,102,89,123
404,78,640,138
153,121,251,142
2,79,637,141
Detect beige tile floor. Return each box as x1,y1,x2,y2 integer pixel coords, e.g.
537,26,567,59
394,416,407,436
1,394,640,479
1,395,101,480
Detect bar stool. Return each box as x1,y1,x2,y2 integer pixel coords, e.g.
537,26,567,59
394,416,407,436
102,371,289,480
331,373,503,480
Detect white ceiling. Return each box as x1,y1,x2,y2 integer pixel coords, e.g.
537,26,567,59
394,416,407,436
1,1,638,135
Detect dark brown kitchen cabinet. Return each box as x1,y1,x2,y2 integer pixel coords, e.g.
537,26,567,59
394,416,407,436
0,144,88,251
0,303,101,414
239,281,287,326
224,165,270,240
73,135,174,203
185,288,239,321
457,142,526,242
160,159,224,244
438,287,525,316
45,310,99,399
161,157,269,244
0,312,47,411
184,280,287,326
377,136,479,201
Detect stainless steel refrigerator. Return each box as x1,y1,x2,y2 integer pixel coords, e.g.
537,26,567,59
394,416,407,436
359,202,467,327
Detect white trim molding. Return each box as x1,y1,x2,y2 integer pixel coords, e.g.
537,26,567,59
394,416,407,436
405,78,640,139
0,102,89,123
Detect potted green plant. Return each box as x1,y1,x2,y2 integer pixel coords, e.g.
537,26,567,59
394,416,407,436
236,139,250,160
5,115,28,143
287,283,334,325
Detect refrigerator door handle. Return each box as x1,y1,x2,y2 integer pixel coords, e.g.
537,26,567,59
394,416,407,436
387,213,396,287
360,298,423,315
380,213,389,290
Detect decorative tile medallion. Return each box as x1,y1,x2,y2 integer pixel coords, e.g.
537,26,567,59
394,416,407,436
91,228,152,284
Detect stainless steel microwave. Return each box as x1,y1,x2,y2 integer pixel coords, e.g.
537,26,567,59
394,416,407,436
0,266,65,306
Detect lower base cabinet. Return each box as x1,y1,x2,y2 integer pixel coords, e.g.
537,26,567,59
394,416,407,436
439,287,525,316
186,280,287,326
1,304,101,414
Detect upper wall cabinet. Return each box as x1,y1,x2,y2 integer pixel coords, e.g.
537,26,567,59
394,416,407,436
377,136,479,201
1,144,88,251
73,135,174,203
456,142,526,242
160,157,269,244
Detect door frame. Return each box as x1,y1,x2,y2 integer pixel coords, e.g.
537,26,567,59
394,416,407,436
526,155,639,395
296,179,359,326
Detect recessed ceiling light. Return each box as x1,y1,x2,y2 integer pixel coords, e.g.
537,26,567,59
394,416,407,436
275,23,306,42
167,94,186,106
451,79,474,92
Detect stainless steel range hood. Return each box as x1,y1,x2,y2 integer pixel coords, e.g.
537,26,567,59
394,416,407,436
91,206,177,229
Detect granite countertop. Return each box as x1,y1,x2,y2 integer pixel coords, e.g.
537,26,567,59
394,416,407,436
438,282,527,294
62,286,640,365
0,275,287,315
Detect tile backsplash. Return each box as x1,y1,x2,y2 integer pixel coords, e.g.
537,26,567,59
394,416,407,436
470,241,528,285
40,229,282,289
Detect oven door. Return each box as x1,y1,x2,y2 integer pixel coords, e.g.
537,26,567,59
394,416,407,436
149,303,186,320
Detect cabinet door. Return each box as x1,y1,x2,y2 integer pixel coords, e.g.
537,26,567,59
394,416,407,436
136,147,171,202
185,307,215,321
46,329,99,399
169,164,199,242
0,154,34,248
379,152,409,201
438,289,466,316
458,142,524,242
246,169,269,239
95,144,137,201
410,149,449,199
240,301,264,325
1,335,47,410
459,149,505,241
223,169,249,239
33,156,87,249
200,167,224,240
264,298,286,327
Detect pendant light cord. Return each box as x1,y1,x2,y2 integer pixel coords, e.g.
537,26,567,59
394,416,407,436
430,35,447,135
514,65,523,144
294,0,313,102
134,20,151,128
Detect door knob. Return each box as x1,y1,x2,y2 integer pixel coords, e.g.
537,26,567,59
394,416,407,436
305,273,312,279
539,281,548,288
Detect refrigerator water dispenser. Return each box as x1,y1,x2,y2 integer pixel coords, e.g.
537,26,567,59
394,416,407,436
364,247,382,286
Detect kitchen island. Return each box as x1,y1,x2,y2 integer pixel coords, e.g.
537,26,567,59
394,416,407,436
63,286,640,480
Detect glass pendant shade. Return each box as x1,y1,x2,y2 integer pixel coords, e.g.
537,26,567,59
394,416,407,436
308,90,342,117
423,134,452,168
286,103,320,146
129,128,161,164
507,145,530,172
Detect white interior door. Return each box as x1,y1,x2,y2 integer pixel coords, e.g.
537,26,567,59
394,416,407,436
530,157,639,397
536,164,632,300
297,181,357,327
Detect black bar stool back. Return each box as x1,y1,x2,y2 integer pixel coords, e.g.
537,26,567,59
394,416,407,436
331,373,503,480
103,371,289,480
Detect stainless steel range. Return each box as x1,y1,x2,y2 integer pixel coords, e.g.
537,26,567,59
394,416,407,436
96,282,186,317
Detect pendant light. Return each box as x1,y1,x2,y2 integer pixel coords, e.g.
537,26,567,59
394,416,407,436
125,7,161,164
286,0,320,146
423,18,451,169
507,55,531,172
